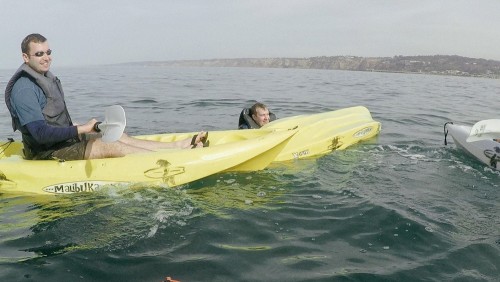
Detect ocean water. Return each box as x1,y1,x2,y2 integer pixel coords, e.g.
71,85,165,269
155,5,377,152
0,65,499,281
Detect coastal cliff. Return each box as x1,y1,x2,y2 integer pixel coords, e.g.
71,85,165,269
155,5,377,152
126,55,500,79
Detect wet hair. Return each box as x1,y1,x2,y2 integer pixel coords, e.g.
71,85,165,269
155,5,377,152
250,102,268,116
21,33,47,54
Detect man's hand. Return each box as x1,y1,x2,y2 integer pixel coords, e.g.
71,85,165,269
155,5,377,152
77,118,99,134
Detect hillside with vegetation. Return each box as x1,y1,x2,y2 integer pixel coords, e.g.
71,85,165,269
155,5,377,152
128,55,500,79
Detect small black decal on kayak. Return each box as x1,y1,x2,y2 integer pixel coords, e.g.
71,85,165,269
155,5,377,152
292,149,310,159
0,170,13,182
328,137,342,151
483,149,500,169
144,159,185,186
353,127,373,138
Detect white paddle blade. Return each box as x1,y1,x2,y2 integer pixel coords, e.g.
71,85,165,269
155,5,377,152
99,123,125,142
105,105,126,126
466,119,500,142
100,105,126,143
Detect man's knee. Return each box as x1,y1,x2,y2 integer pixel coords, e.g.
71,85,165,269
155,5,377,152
86,139,125,159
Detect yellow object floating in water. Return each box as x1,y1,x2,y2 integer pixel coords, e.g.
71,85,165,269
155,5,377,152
0,106,380,195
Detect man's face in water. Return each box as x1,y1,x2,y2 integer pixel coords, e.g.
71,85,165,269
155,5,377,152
252,107,270,127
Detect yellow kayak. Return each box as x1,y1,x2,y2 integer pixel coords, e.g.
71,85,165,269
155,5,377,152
138,106,381,162
262,105,380,161
0,106,380,195
0,129,296,195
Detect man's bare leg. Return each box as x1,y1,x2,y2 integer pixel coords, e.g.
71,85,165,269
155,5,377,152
118,133,204,150
85,138,152,159
84,132,207,159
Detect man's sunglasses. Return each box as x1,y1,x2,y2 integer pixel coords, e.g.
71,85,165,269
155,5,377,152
30,49,52,57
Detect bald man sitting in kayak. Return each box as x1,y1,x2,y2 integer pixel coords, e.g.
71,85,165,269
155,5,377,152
5,33,206,160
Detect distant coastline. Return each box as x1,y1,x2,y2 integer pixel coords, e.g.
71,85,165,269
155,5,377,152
121,55,500,79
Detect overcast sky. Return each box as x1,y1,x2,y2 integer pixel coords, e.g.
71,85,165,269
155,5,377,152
1,0,499,69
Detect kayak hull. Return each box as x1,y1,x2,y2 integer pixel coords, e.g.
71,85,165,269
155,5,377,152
262,106,380,161
0,106,381,195
0,130,296,195
445,123,500,171
138,106,381,162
